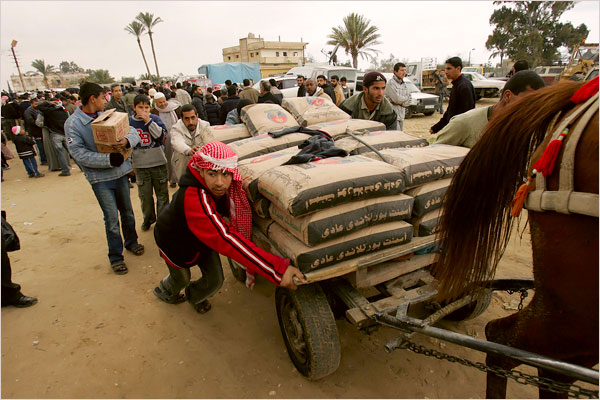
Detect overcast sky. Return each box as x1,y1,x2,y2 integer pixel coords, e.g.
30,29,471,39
1,0,598,90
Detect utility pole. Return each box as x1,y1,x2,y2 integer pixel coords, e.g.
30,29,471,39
10,40,26,92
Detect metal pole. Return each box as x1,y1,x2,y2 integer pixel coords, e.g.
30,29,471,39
376,313,599,385
10,41,26,92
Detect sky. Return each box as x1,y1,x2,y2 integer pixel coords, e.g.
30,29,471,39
1,0,598,90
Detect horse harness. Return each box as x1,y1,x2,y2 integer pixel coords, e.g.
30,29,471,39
525,92,599,218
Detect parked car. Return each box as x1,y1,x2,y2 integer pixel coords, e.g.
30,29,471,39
355,73,440,118
460,71,506,100
285,64,358,95
252,75,299,98
532,65,565,86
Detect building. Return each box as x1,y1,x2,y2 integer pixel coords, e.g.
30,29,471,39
10,72,87,92
222,33,307,78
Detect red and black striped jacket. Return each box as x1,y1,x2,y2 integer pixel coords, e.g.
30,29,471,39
154,166,289,286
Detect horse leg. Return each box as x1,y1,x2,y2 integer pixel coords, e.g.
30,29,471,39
537,354,598,399
484,315,523,399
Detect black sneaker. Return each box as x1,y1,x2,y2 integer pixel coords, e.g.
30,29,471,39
58,171,71,176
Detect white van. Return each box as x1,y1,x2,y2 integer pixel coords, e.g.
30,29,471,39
284,64,358,95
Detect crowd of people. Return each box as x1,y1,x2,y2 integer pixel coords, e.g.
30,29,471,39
1,55,544,312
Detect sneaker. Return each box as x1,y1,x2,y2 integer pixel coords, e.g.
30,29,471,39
28,175,35,178
58,171,71,176
35,173,45,178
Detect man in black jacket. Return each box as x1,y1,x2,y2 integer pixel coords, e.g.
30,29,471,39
430,57,476,134
191,85,208,122
37,97,71,176
218,86,240,124
296,75,306,97
317,75,337,104
23,97,47,165
257,81,282,105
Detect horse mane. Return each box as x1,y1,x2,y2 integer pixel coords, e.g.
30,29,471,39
434,80,586,301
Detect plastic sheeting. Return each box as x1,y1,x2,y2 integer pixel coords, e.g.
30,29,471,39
197,62,261,84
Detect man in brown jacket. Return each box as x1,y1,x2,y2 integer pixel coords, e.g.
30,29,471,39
238,79,260,104
330,75,345,106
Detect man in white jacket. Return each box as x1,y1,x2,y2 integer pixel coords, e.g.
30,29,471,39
170,104,214,181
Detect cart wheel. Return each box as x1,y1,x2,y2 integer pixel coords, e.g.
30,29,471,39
275,284,341,380
445,289,493,321
225,257,246,283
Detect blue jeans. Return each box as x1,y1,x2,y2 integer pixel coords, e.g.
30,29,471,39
50,131,70,174
91,175,139,264
22,157,40,176
35,137,47,164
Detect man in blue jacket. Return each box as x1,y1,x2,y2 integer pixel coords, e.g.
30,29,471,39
65,82,145,275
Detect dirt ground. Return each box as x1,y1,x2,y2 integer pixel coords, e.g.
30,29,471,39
1,99,546,398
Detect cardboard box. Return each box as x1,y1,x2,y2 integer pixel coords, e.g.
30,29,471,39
92,109,132,159
92,108,129,145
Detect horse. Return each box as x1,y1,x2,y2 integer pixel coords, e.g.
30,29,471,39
433,79,598,398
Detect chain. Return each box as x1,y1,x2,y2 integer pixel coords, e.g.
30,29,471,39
506,288,529,311
397,339,598,399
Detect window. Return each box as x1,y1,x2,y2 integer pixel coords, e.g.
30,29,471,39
293,52,298,56
250,52,253,57
549,67,564,74
236,55,239,58
276,51,279,57
228,56,231,60
283,52,287,56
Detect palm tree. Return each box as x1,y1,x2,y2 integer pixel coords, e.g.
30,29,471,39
136,12,163,79
125,20,153,79
31,59,56,89
327,13,381,69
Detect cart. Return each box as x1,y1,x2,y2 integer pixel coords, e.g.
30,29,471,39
226,229,599,395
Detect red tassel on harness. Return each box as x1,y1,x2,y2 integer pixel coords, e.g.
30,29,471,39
533,130,568,177
511,173,536,217
570,76,599,104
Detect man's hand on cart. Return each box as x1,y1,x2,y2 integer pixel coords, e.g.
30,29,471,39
280,265,306,290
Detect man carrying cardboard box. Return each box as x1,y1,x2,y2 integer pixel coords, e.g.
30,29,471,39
65,82,145,275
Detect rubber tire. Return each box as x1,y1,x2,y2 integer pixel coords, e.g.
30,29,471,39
424,111,435,116
226,257,246,283
275,284,341,380
444,289,493,321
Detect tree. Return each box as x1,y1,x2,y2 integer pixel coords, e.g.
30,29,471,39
120,76,136,84
31,59,56,89
86,69,114,84
327,13,381,69
369,53,401,72
59,61,84,74
125,20,153,80
486,1,589,67
136,12,163,79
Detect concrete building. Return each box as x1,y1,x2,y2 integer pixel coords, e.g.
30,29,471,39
10,72,87,92
222,33,307,78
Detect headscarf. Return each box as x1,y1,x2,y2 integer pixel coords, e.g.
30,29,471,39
190,141,252,241
190,142,255,288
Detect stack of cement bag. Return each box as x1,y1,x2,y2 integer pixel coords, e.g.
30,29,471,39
281,96,350,127
206,124,251,144
363,144,469,237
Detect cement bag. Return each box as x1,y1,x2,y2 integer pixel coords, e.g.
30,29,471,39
364,144,469,188
268,220,413,272
335,130,428,155
282,97,350,127
240,103,299,136
410,209,442,237
258,155,405,217
269,193,414,246
238,147,300,201
228,132,310,161
252,214,274,236
252,197,271,219
207,124,251,144
405,178,451,217
307,119,385,137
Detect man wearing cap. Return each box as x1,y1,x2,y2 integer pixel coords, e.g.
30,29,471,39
433,70,545,148
153,141,306,314
339,72,398,130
